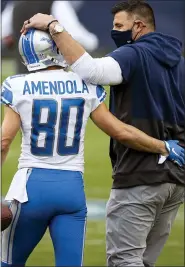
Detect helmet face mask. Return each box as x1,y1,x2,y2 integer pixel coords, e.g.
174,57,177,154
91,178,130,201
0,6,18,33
19,29,68,72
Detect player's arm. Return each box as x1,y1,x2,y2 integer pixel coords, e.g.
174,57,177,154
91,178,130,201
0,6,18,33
91,103,167,154
91,103,185,165
89,84,184,165
1,106,21,164
21,14,123,85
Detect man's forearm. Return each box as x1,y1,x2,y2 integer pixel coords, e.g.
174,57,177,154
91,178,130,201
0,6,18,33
117,123,168,155
49,23,123,85
50,22,86,65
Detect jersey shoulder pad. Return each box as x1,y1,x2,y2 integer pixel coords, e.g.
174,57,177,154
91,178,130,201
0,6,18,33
87,83,107,112
88,83,107,103
95,84,107,103
1,74,28,106
1,76,13,105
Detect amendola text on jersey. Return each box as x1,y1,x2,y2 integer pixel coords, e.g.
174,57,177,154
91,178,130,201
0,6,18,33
1,70,106,173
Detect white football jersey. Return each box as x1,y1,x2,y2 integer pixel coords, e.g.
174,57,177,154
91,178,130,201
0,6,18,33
1,69,106,173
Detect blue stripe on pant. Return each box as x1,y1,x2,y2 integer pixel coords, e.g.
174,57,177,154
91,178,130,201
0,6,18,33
1,168,87,266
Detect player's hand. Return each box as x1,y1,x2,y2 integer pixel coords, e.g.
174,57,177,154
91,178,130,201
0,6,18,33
20,13,55,34
164,140,185,167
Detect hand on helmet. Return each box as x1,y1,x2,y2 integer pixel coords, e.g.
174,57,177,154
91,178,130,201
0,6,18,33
21,13,55,35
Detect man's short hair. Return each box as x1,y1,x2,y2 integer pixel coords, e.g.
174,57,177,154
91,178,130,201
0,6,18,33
111,0,156,30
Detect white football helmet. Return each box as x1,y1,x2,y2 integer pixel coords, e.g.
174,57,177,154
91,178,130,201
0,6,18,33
19,29,68,71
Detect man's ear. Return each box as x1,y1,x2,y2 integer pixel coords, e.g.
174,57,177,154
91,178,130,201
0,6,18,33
134,20,146,32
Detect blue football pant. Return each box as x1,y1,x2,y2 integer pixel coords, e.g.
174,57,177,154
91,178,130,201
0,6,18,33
1,168,87,267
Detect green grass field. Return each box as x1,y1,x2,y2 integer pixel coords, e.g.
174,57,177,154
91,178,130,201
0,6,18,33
1,71,184,266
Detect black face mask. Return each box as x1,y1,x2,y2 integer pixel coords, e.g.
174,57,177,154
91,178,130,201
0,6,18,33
111,29,133,48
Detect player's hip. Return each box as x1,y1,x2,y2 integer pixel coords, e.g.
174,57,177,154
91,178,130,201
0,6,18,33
26,168,87,214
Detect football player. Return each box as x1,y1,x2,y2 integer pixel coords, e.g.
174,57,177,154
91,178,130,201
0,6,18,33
1,29,184,267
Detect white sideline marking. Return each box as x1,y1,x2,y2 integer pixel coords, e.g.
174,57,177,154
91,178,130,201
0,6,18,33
167,241,182,247
85,239,105,246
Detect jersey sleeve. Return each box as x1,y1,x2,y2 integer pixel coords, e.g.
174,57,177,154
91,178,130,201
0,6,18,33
1,77,18,113
91,84,107,112
107,46,137,82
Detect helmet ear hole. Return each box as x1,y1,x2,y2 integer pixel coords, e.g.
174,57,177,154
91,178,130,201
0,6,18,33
57,48,60,55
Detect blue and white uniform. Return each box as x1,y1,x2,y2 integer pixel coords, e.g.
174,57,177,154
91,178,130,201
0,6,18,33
1,69,106,266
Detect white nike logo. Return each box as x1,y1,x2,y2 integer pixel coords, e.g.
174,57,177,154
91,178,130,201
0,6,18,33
172,148,179,156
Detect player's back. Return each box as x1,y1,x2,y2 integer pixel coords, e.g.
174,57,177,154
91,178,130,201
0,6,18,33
2,69,106,173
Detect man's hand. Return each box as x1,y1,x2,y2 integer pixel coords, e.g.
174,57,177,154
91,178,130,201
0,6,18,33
164,140,185,167
20,12,86,65
20,13,55,34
